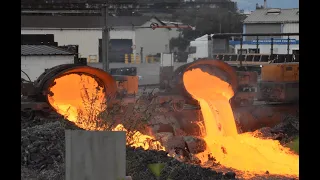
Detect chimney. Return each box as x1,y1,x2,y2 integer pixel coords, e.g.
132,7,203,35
264,0,267,9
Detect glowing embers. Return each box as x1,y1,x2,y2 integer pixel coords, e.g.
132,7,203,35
47,73,106,130
183,68,299,176
113,124,165,151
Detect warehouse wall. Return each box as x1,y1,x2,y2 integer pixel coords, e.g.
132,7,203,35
21,29,135,62
21,55,74,81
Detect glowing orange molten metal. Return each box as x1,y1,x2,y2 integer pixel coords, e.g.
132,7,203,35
47,73,165,150
183,68,299,176
48,73,106,130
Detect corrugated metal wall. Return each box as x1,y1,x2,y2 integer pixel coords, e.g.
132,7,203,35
21,29,135,62
283,23,299,40
21,55,74,81
245,24,282,40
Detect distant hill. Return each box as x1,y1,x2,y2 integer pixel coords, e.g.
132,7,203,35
21,0,236,10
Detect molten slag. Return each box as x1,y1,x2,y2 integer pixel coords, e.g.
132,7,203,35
47,73,165,150
47,73,106,130
183,68,299,177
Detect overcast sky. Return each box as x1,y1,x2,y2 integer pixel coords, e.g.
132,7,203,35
234,0,299,11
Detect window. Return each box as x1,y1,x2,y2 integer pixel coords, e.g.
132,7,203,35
266,9,281,15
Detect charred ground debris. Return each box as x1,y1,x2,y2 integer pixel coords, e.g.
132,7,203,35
21,101,299,180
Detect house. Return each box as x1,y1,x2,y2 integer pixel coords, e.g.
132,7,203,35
21,15,180,63
21,45,75,81
232,8,299,55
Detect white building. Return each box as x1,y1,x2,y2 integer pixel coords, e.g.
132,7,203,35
231,39,299,55
21,15,180,63
233,8,299,55
21,45,74,81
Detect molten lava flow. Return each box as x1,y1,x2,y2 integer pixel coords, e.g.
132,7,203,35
183,68,299,176
48,73,106,130
113,124,165,151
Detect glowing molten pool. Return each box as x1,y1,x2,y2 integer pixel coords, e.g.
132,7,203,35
47,73,165,150
183,68,299,176
47,73,106,130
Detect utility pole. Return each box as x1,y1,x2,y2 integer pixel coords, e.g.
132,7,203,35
239,36,243,67
102,5,109,72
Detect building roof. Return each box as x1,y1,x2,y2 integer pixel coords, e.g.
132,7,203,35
244,8,299,24
21,15,160,28
21,45,74,56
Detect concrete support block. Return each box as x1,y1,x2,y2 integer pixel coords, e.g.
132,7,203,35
65,130,126,180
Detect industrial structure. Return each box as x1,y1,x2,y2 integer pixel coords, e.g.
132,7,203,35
186,32,299,65
21,45,75,81
232,8,299,55
243,8,299,40
21,15,180,63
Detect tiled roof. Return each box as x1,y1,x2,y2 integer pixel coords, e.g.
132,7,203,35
21,45,74,56
244,8,299,24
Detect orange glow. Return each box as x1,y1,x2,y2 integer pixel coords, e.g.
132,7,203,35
47,73,106,130
47,73,165,150
183,68,299,176
113,124,165,151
